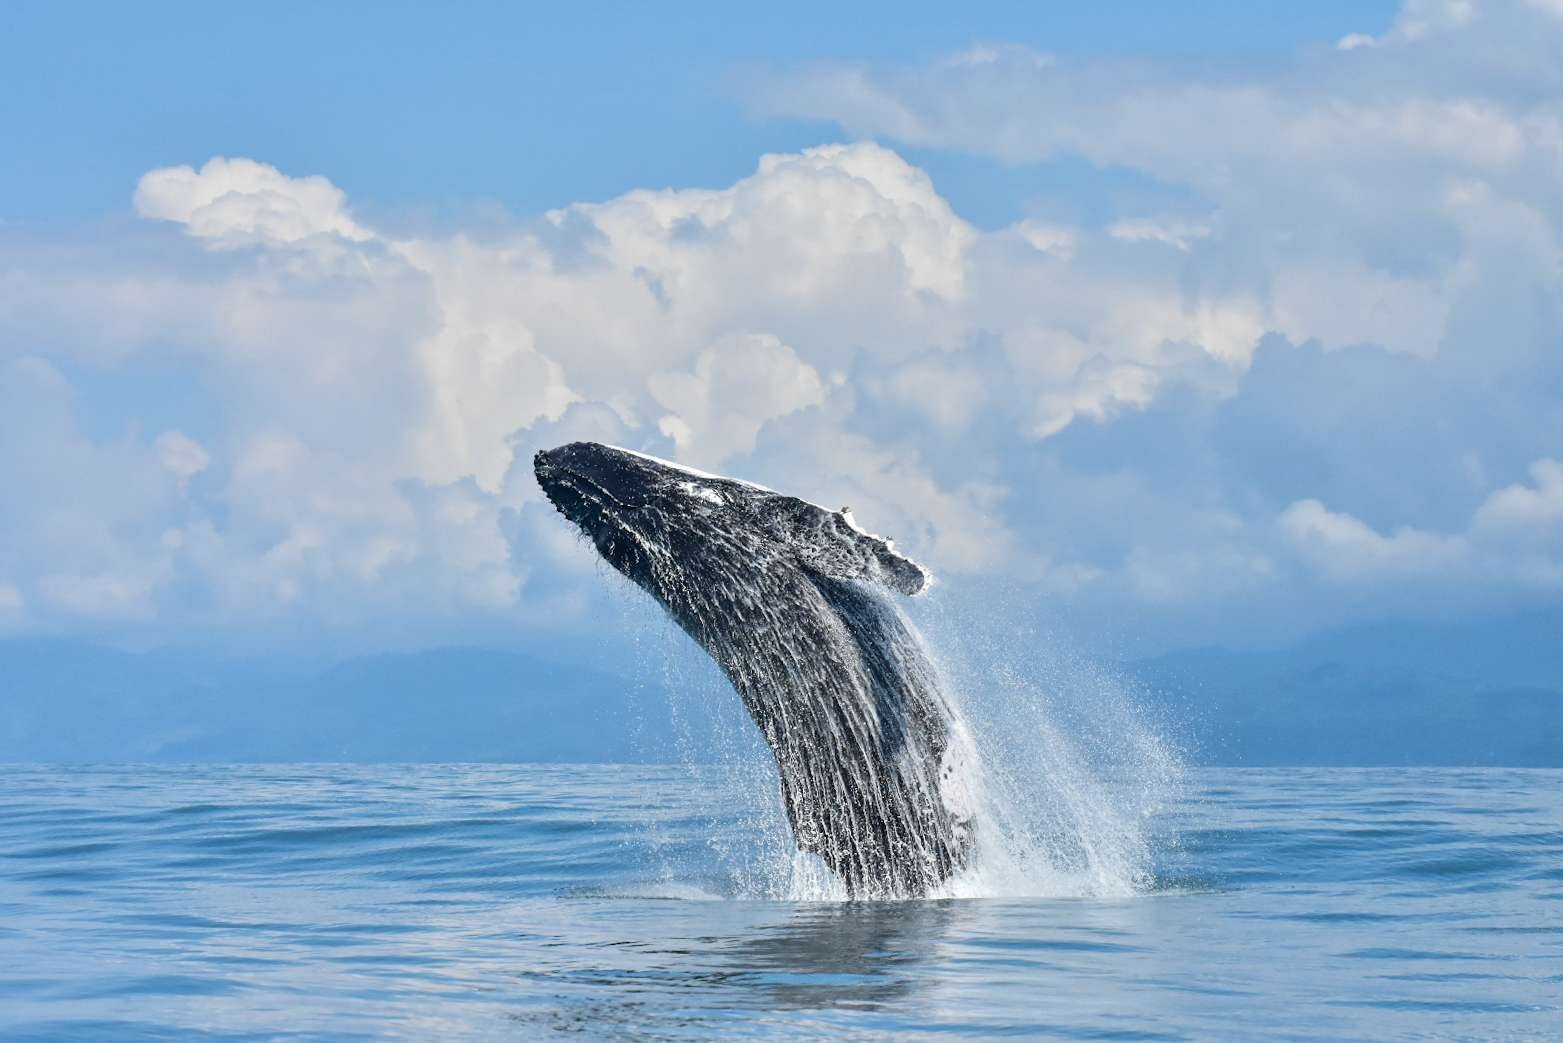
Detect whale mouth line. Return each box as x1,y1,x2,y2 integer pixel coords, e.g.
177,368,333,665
536,463,649,518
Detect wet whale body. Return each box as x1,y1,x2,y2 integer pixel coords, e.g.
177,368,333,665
534,442,973,898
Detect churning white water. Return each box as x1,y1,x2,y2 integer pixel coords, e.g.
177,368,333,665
918,592,1188,900
614,579,1187,902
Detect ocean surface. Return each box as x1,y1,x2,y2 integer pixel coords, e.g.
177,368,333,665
1,763,1560,1040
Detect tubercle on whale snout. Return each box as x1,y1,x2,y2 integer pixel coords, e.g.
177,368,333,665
533,462,582,520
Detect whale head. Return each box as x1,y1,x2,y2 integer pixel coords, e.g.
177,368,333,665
533,442,927,627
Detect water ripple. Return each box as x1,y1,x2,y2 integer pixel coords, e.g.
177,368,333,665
0,764,1558,1039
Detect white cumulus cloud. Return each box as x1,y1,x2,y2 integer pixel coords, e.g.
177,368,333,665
3,2,1562,646
135,156,371,248
649,334,827,467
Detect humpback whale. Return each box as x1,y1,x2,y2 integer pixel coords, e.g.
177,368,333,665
534,441,973,898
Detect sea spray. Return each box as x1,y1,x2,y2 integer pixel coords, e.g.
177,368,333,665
623,579,1186,901
914,589,1187,899
537,442,1184,899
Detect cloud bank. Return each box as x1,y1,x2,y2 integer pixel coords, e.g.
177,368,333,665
1,0,1560,648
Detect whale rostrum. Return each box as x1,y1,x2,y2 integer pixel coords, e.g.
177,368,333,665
534,441,973,898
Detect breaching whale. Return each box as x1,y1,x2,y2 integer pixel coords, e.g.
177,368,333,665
534,441,973,898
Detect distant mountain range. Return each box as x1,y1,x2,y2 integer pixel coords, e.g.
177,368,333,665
0,640,685,764
2,609,1559,765
1129,609,1563,766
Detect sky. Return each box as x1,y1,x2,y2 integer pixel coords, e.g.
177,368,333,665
2,0,1560,659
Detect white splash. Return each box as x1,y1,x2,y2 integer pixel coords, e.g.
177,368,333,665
626,579,1185,903
917,593,1186,900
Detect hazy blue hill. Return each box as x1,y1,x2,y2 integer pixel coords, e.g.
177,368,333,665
3,609,1559,764
0,642,674,763
1292,608,1563,689
194,647,675,763
1134,609,1563,766
0,639,264,761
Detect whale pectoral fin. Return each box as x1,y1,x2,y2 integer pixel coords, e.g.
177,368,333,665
769,497,929,596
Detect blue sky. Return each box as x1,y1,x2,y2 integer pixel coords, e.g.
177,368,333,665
5,1,1397,224
2,0,1560,657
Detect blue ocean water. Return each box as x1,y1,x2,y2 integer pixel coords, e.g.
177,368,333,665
0,763,1559,1040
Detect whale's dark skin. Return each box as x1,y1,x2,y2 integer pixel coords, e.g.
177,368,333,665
534,442,972,898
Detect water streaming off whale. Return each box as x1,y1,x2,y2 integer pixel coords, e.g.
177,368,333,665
626,588,1187,903
534,441,1180,900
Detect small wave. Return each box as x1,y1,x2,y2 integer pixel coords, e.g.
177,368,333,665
575,881,732,902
